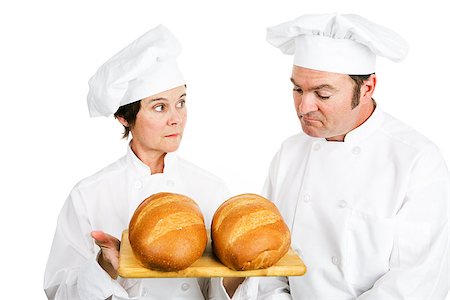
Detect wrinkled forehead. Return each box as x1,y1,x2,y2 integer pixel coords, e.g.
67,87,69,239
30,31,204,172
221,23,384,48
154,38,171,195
291,65,352,89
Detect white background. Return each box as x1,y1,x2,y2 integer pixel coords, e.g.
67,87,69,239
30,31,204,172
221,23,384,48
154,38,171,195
1,0,449,298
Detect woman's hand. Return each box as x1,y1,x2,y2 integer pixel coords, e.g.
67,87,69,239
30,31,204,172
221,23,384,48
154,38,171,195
91,231,121,279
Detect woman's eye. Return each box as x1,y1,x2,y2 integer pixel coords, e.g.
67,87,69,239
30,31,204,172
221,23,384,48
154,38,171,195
176,99,186,108
153,104,165,112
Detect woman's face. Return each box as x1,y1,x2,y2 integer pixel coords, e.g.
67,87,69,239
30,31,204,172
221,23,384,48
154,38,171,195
129,85,187,155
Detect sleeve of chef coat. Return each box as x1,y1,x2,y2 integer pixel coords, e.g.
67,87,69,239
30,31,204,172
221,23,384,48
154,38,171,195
205,185,261,300
246,150,292,300
43,188,132,300
206,151,292,300
357,145,450,299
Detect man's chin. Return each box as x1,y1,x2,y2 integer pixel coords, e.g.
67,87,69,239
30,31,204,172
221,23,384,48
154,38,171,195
301,126,325,138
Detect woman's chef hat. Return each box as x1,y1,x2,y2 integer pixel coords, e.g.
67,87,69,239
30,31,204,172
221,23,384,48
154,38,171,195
87,25,185,117
266,13,408,75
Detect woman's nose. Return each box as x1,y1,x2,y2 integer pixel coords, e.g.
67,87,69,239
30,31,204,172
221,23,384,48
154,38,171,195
168,108,182,126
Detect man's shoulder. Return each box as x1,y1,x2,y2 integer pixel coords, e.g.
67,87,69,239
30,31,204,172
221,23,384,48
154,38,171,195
380,112,438,152
280,132,311,150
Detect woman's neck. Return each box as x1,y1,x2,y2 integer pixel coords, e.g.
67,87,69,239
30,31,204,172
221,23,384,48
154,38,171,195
130,141,166,174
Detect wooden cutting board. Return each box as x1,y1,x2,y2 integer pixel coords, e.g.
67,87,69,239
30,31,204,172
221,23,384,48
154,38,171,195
118,229,306,278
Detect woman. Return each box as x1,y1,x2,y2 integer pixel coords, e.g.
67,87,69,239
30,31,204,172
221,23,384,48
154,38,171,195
44,25,230,299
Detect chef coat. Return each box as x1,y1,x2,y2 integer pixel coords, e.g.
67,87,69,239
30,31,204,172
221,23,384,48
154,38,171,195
254,107,450,299
44,145,231,300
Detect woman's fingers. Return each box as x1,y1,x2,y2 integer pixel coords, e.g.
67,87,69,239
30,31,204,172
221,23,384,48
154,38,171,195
91,231,120,250
91,230,121,274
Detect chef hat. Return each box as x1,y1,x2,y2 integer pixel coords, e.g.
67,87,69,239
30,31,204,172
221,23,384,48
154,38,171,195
87,25,185,117
266,13,408,74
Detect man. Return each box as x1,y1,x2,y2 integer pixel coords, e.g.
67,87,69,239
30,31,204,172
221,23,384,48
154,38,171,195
221,13,450,299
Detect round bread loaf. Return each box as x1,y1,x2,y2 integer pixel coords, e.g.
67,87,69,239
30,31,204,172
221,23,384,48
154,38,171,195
128,192,207,271
211,193,291,271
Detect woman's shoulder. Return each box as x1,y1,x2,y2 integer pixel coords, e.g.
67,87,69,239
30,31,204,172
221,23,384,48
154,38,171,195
175,155,226,185
72,155,128,192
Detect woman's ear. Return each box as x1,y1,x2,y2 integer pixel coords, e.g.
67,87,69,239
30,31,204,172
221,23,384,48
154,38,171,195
116,116,129,127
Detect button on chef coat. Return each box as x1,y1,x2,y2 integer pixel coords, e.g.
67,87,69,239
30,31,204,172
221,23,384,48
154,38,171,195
44,146,230,300
181,282,190,291
256,108,450,299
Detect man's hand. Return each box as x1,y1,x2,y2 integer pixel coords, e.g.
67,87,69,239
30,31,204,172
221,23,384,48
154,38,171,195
91,231,121,279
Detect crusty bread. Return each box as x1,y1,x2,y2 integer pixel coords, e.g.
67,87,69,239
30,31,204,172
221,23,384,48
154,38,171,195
211,193,291,271
128,192,207,271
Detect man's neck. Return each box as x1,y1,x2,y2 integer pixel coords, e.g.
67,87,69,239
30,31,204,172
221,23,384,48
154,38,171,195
325,99,376,142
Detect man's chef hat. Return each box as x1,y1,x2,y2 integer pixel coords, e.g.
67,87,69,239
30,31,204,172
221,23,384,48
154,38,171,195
266,13,408,75
87,25,185,117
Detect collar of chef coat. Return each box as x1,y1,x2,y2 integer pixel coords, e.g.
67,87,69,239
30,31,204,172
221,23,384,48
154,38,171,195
343,105,384,142
313,105,384,143
125,143,178,177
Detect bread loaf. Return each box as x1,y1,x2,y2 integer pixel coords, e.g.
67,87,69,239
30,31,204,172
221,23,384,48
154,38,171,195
128,192,207,271
211,193,291,271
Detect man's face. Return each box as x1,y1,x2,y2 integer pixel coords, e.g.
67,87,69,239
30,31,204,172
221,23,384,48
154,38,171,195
291,66,372,141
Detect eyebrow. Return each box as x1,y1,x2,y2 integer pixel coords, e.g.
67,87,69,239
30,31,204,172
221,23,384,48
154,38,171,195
147,93,187,103
290,78,338,92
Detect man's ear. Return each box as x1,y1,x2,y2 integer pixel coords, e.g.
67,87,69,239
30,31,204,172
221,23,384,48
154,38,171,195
363,74,377,98
116,116,129,127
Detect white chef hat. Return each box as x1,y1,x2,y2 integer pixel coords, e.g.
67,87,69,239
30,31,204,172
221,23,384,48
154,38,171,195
266,13,408,75
87,25,185,117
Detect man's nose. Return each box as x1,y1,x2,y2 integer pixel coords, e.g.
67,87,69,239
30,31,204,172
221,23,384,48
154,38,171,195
297,94,318,115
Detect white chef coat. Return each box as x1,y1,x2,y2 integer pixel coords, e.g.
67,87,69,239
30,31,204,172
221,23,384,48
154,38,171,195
44,145,231,300
254,107,450,299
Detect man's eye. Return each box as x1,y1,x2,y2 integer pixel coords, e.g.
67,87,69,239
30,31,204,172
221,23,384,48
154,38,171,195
316,92,331,100
293,87,303,94
153,104,165,112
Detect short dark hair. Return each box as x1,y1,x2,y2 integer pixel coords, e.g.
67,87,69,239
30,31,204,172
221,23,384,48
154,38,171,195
349,73,374,109
114,100,141,139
